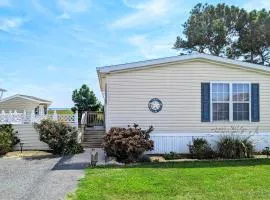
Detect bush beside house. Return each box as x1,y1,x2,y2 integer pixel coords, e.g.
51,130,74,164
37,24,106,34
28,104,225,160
34,119,83,155
0,124,20,155
102,124,154,163
188,135,254,159
188,138,216,159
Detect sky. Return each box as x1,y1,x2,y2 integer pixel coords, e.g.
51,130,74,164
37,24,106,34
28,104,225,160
0,0,269,108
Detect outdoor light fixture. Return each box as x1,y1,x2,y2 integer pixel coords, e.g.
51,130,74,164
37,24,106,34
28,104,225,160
19,142,24,153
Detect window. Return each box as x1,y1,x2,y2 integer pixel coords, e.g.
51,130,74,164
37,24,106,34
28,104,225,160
212,83,230,121
211,83,250,122
233,84,250,121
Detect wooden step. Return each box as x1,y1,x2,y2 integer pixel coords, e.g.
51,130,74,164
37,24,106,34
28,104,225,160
82,142,103,148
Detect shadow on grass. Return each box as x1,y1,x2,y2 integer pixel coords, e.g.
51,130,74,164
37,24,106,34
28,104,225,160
92,158,270,170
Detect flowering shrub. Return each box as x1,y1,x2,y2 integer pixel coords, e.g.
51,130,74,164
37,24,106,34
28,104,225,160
102,124,154,163
34,119,83,155
0,124,20,155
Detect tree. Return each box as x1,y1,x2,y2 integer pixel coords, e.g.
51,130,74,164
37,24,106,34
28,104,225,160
71,84,102,114
233,9,270,65
174,3,241,56
174,3,270,66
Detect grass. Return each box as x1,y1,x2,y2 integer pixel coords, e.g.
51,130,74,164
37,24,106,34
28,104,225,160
48,109,73,115
69,159,270,200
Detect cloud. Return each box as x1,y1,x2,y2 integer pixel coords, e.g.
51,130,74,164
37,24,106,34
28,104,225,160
244,0,270,10
0,0,10,7
57,0,91,14
110,0,174,29
56,13,71,20
47,65,58,71
127,33,176,59
31,0,55,17
0,17,26,33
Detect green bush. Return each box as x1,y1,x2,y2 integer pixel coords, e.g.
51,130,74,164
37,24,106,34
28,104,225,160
0,124,20,155
102,124,154,163
163,152,183,160
188,138,216,159
138,154,152,163
216,135,254,159
261,147,270,156
34,119,83,155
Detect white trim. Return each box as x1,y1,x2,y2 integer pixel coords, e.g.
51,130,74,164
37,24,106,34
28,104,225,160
150,132,270,137
210,82,252,123
0,94,52,105
97,53,270,74
97,53,270,93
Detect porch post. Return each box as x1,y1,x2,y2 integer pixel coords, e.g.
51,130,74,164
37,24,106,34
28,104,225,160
30,110,35,123
75,111,79,128
39,105,44,116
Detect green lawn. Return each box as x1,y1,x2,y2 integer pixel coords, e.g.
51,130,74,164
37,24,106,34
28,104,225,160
70,159,270,200
48,109,73,115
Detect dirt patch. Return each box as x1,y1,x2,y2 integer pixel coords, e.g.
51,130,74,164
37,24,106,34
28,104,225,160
4,150,54,159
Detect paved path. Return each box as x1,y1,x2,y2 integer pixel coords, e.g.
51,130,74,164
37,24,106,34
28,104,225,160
0,149,90,200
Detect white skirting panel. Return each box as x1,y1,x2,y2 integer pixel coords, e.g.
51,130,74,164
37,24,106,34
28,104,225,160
149,133,270,154
13,124,50,150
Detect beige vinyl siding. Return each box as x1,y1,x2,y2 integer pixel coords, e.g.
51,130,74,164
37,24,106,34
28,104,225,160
106,60,270,133
0,97,39,113
13,124,50,150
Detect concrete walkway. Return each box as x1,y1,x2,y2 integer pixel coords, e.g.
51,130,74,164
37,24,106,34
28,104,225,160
0,149,90,200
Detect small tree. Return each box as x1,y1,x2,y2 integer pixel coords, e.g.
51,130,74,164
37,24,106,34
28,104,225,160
71,84,102,123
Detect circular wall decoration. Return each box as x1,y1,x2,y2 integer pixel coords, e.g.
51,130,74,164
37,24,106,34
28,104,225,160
148,98,163,113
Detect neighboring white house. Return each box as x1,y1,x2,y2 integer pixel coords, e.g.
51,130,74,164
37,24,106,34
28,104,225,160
97,53,270,154
0,94,52,116
0,93,78,150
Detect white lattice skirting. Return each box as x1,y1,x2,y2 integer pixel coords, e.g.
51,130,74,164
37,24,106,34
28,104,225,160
149,133,270,154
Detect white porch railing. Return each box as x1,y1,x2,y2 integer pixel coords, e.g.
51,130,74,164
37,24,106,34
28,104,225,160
0,110,78,127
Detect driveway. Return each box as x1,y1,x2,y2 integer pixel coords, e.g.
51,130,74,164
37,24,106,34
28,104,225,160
0,149,90,200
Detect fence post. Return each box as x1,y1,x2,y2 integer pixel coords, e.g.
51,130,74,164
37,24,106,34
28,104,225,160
53,110,58,121
75,111,79,128
8,110,12,123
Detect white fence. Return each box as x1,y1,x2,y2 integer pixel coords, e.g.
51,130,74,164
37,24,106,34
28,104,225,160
149,133,270,154
0,110,78,127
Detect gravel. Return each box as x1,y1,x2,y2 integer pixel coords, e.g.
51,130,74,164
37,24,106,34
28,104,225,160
0,149,90,200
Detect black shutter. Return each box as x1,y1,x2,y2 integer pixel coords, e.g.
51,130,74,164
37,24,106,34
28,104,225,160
201,83,210,122
251,83,260,122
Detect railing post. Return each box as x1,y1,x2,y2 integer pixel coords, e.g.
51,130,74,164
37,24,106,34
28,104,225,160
0,110,3,123
23,110,26,124
30,110,35,123
8,110,12,123
75,111,78,128
53,110,58,121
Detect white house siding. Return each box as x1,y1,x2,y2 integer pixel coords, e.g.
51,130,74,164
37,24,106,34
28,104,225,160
0,97,39,113
105,60,270,153
13,124,49,150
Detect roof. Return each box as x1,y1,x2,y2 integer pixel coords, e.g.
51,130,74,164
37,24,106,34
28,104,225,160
97,53,270,94
97,53,270,74
0,94,52,104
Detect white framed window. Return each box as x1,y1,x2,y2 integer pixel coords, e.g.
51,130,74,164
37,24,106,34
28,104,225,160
211,82,251,122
